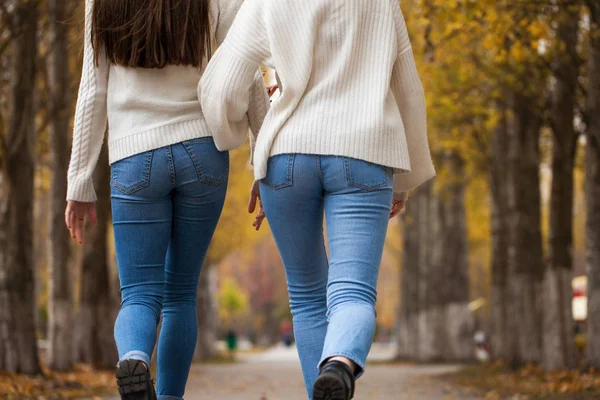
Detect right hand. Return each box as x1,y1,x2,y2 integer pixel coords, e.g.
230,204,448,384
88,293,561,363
248,181,266,231
65,201,97,245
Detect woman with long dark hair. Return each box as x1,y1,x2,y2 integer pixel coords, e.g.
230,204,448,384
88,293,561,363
201,1,435,399
65,1,268,399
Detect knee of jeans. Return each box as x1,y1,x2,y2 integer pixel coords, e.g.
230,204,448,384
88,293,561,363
121,295,163,323
289,292,327,321
327,283,377,314
162,282,198,308
327,301,377,321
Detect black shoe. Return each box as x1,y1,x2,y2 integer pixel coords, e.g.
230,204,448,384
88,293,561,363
115,359,157,400
313,360,356,400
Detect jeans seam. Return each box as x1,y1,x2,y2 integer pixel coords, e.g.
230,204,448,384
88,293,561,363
165,146,176,188
316,155,324,186
181,140,227,187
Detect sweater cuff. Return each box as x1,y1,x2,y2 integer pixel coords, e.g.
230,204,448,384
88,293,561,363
67,177,97,203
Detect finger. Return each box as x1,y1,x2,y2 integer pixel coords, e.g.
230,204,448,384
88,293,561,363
88,205,97,225
255,215,265,231
65,205,71,229
75,218,85,245
68,211,77,235
248,192,258,213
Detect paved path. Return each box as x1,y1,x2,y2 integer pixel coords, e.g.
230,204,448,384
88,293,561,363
107,344,482,400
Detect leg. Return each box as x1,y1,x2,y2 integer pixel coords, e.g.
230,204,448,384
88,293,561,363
260,154,328,399
156,140,228,399
112,149,173,369
320,157,393,375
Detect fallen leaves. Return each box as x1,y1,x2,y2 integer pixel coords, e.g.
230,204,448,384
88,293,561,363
0,364,116,399
448,362,600,399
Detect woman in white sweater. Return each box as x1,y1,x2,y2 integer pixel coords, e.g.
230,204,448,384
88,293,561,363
65,1,267,399
201,1,435,399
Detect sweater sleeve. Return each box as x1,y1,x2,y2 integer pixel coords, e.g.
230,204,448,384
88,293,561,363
390,5,435,199
67,0,109,202
201,0,271,153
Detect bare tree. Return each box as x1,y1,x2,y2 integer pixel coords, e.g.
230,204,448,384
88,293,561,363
0,0,41,374
46,0,75,371
586,0,600,370
490,101,511,361
543,6,580,371
506,92,544,366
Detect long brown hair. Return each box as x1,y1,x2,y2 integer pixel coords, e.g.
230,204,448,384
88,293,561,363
91,0,212,68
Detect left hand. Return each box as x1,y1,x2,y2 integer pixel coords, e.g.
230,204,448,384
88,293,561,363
390,200,405,219
248,181,266,231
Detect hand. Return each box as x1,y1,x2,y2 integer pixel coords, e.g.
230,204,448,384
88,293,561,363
248,181,266,231
390,200,405,219
65,201,97,245
267,84,278,97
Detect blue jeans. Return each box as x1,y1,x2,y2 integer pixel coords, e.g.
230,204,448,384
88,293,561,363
260,154,393,399
111,138,228,400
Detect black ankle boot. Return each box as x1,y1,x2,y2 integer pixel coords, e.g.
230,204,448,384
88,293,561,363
115,359,158,400
313,360,356,400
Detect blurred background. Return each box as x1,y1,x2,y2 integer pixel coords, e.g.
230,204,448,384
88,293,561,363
0,0,599,399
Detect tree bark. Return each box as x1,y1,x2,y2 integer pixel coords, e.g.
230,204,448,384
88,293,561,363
397,186,422,360
490,102,511,361
438,154,472,361
542,8,580,371
47,0,74,371
0,0,41,374
506,93,544,366
194,266,218,361
586,0,600,370
73,144,117,369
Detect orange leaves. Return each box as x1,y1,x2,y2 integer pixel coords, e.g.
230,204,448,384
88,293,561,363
451,362,600,399
0,365,116,399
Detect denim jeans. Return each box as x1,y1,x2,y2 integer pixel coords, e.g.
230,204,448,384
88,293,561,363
111,138,228,400
259,154,393,399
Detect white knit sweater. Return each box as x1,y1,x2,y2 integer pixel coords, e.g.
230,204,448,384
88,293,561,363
200,0,435,200
67,0,269,202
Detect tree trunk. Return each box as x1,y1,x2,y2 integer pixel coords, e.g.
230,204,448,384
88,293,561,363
397,186,422,360
586,0,600,370
194,266,217,361
490,102,511,361
417,181,440,362
507,93,544,366
438,155,473,361
73,144,117,369
543,8,580,371
0,1,41,374
47,0,74,371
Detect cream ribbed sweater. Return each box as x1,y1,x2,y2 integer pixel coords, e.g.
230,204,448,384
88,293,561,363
67,0,269,202
200,0,435,199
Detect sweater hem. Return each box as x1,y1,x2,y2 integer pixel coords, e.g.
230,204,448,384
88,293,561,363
108,118,212,164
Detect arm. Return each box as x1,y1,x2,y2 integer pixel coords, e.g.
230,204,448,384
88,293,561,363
215,0,270,156
390,5,435,199
66,0,109,202
200,0,271,152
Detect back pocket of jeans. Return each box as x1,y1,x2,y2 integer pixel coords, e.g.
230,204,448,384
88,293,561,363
182,137,229,186
261,154,295,190
343,157,392,191
111,151,153,195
